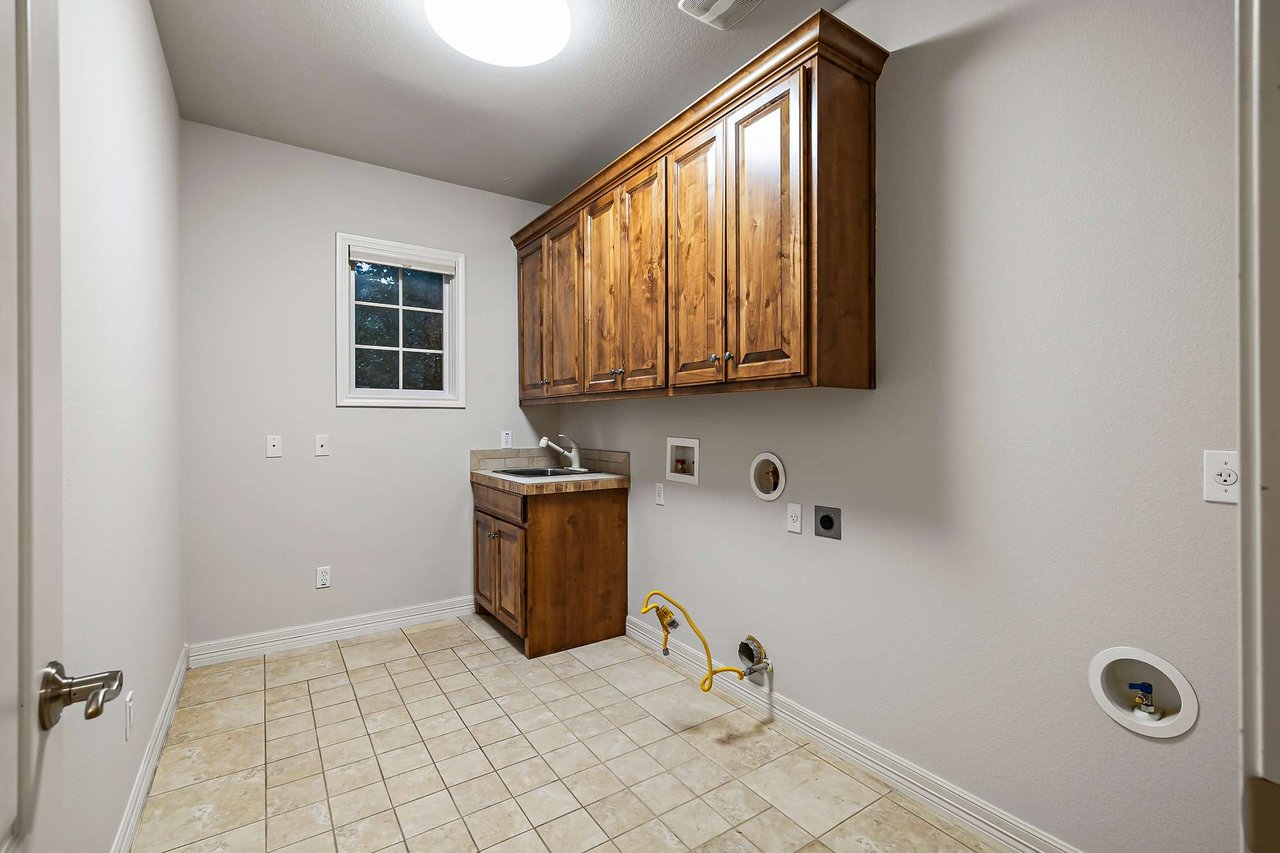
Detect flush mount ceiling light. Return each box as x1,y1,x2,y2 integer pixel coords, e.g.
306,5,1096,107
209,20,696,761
425,0,571,67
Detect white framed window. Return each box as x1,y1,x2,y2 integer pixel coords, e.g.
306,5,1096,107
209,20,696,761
335,233,465,408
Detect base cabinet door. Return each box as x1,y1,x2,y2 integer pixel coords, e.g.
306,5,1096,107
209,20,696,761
725,70,806,381
473,512,497,614
493,518,526,636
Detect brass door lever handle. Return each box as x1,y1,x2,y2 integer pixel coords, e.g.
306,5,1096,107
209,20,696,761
38,661,124,730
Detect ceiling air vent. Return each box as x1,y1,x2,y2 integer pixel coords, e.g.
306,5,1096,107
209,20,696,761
677,0,763,30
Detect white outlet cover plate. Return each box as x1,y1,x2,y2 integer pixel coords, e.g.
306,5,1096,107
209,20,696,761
315,434,330,456
501,430,513,449
655,483,665,506
1203,450,1240,504
786,502,802,534
316,566,331,589
266,435,282,458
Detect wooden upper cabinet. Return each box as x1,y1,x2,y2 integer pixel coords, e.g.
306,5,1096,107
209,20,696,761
726,70,805,381
620,160,667,391
510,12,887,406
545,216,584,397
517,240,547,399
667,123,726,387
583,188,624,393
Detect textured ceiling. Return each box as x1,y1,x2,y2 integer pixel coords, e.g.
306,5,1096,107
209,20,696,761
151,0,834,203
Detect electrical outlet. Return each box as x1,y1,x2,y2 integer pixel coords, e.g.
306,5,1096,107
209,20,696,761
1204,450,1240,504
655,483,665,506
124,691,134,742
314,435,330,456
265,435,282,458
315,566,332,589
786,502,802,534
501,430,513,449
815,506,842,540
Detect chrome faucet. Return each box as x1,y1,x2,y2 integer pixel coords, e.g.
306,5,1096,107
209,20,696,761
540,434,584,471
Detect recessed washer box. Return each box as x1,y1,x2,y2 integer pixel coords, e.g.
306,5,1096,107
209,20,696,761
666,437,699,485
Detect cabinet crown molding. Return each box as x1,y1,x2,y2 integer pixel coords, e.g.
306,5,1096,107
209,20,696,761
511,10,887,248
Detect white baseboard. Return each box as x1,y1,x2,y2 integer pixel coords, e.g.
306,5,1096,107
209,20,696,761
188,596,475,668
112,644,188,853
626,616,1079,853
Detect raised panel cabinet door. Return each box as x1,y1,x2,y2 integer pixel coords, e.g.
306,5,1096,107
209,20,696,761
725,70,806,381
494,518,525,636
621,159,667,391
583,188,624,393
546,215,584,397
667,123,726,387
473,512,496,613
517,239,548,399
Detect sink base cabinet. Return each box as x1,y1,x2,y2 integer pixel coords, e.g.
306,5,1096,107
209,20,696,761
472,484,628,658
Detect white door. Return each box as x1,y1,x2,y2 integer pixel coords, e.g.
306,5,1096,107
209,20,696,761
3,0,66,850
1242,0,1280,846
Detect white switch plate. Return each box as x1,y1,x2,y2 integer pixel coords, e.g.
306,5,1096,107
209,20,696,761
316,566,331,589
1204,450,1240,504
501,430,513,449
786,502,802,534
314,435,330,456
124,690,134,742
655,483,665,506
266,435,282,458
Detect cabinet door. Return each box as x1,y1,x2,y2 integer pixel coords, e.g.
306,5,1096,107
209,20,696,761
583,188,624,393
517,240,548,399
725,70,806,380
621,159,667,391
473,512,496,614
668,123,726,387
545,215,584,397
493,518,525,636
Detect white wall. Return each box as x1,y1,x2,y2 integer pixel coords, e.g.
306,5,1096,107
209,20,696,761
59,0,184,846
561,0,1239,849
179,123,552,643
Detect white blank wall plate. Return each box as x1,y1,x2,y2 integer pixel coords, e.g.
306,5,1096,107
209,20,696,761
314,434,330,456
1203,450,1240,504
266,435,282,458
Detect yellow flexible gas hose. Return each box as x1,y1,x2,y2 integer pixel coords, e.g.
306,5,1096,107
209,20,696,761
642,590,745,692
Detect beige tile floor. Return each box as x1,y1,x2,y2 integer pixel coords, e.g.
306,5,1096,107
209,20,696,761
132,614,1009,853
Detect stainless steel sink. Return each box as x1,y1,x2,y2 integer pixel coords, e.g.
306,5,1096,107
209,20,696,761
493,467,593,478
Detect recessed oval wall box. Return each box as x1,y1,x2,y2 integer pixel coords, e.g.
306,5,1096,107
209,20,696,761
749,452,785,501
1088,646,1198,738
814,506,841,539
667,437,699,485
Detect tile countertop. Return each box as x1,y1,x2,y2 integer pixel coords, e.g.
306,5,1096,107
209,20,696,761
470,447,631,496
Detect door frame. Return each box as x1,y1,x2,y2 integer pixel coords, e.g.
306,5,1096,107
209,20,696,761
1240,0,1279,846
4,0,62,849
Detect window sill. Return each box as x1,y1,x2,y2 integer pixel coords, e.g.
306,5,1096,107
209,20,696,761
337,396,466,409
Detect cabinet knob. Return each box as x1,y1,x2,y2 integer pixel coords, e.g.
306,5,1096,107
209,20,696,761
725,352,735,362
709,353,720,364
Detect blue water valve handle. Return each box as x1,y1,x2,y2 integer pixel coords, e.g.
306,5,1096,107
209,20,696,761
1128,682,1153,694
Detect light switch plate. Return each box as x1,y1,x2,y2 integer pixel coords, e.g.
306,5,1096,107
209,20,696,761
1204,450,1240,504
655,483,665,506
786,503,802,534
266,435,282,458
314,435,330,456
